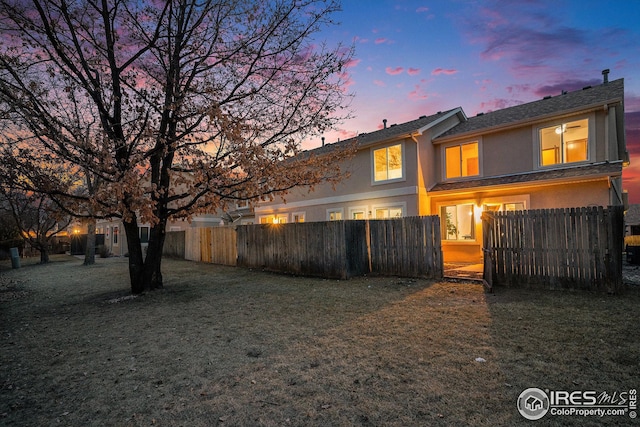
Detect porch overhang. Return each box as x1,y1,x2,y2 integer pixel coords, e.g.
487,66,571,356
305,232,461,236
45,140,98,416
428,161,623,197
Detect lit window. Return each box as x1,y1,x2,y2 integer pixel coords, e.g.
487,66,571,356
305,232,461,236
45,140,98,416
292,212,305,223
351,210,366,220
441,204,474,240
445,142,479,179
504,202,525,212
540,119,588,166
328,210,343,221
260,215,287,224
484,202,525,212
375,207,403,219
373,144,403,182
113,226,119,245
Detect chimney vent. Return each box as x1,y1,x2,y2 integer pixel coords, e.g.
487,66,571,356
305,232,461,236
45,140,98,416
383,119,387,129
321,136,325,147
602,68,610,84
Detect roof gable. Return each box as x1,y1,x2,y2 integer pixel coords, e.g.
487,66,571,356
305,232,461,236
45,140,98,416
435,79,624,141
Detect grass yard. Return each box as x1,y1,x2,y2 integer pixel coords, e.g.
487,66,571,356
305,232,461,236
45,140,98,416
1,255,638,426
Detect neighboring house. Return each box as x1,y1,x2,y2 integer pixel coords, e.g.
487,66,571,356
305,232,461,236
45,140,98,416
257,72,628,263
96,203,254,256
624,204,640,236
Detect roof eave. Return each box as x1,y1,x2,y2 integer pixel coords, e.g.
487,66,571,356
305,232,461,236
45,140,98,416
433,97,623,144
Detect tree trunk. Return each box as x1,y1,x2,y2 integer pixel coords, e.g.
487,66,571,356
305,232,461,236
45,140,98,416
143,220,167,291
39,246,49,263
84,218,96,265
123,219,145,294
123,217,167,294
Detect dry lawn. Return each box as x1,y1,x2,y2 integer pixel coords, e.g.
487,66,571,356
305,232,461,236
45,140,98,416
1,255,638,426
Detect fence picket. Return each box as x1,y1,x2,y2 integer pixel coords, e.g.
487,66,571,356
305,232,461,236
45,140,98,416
483,206,623,292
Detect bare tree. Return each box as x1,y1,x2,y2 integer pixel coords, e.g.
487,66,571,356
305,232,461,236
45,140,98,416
0,0,355,293
0,188,71,263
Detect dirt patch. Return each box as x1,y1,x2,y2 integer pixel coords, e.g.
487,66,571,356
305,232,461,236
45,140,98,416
1,255,638,426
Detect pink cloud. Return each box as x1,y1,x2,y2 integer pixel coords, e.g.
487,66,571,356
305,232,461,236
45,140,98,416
373,80,386,87
375,37,388,44
386,67,404,75
432,68,458,76
344,58,361,68
408,85,428,100
407,68,421,76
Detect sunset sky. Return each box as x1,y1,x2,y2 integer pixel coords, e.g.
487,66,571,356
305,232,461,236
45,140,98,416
314,0,640,202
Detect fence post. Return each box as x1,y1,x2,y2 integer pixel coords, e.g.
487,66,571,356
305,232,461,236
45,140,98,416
481,212,494,292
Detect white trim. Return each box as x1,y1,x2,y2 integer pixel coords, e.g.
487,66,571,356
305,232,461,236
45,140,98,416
258,213,288,224
442,138,482,181
371,141,406,185
255,186,419,212
349,205,368,219
416,107,466,135
326,207,344,221
292,211,306,223
372,202,406,218
533,112,595,170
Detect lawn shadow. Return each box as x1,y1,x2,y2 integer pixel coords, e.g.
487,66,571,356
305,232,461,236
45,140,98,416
483,285,640,426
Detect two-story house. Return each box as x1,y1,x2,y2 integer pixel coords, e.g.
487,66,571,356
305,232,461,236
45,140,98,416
256,73,628,263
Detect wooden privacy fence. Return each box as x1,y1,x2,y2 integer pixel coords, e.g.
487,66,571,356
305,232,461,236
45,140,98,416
237,221,366,279
368,217,442,278
163,231,185,258
184,227,237,266
190,216,442,280
482,206,624,292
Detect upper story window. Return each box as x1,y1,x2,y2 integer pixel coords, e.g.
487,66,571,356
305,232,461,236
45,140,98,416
373,143,403,182
539,118,588,166
445,142,479,179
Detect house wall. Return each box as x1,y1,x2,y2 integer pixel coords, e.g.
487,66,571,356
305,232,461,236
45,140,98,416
432,108,617,185
256,135,425,222
431,179,612,263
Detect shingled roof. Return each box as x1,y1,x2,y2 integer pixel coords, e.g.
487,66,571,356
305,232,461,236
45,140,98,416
429,161,622,193
435,79,624,141
307,108,463,156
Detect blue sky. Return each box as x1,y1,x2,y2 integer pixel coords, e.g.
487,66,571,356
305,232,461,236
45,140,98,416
314,0,640,201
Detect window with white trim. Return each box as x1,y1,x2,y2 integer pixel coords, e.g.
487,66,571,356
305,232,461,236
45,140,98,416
327,209,343,221
373,143,403,182
375,206,403,219
292,212,305,223
539,118,588,166
484,202,525,213
350,210,366,220
441,204,474,241
445,142,479,179
260,214,287,224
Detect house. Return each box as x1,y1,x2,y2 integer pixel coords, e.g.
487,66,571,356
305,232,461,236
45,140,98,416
96,203,254,256
256,71,628,263
624,204,640,236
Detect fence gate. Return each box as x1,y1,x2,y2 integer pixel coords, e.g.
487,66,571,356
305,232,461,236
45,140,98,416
482,206,624,292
